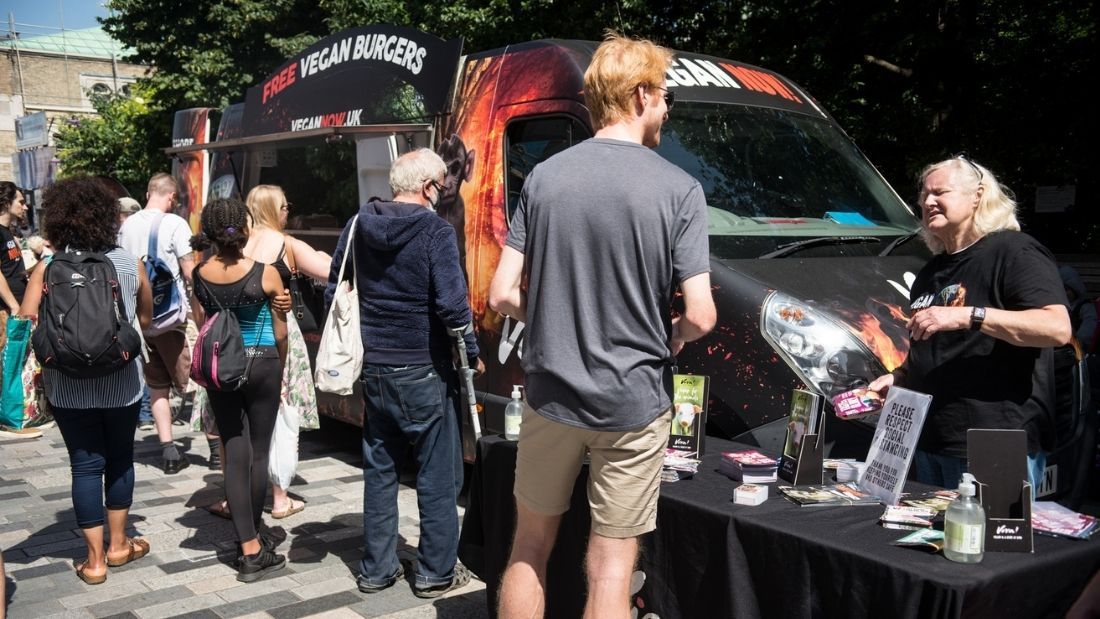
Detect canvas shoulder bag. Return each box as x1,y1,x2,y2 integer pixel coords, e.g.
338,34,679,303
314,217,363,395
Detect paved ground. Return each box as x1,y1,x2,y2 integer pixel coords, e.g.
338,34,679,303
0,415,491,619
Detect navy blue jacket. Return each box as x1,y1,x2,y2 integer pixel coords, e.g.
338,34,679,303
326,200,478,366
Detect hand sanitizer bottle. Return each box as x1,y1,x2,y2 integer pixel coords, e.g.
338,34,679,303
504,385,523,440
944,473,985,563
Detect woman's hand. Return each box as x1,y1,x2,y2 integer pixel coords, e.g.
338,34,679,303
907,306,970,340
272,288,291,313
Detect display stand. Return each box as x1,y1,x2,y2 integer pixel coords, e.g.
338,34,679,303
968,428,1035,552
779,390,824,485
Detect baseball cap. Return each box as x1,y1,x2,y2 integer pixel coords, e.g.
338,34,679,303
118,197,142,215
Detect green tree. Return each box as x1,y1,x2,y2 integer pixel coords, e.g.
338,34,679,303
53,84,167,195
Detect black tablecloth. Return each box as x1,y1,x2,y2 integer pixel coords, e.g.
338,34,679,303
458,435,1100,619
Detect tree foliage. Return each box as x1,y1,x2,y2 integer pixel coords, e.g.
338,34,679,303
53,84,167,196
80,0,1094,249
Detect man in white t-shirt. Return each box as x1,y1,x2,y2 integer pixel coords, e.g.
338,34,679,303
118,173,195,474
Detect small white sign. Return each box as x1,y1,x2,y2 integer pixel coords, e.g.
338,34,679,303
259,148,278,167
859,387,932,505
15,111,49,150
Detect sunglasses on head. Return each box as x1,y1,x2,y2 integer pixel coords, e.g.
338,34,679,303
953,152,984,183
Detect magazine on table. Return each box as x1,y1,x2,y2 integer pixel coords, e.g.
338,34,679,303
1031,501,1099,540
719,449,779,483
778,483,882,507
901,489,959,513
880,505,937,530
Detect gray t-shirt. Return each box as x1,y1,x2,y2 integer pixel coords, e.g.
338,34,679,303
506,138,710,431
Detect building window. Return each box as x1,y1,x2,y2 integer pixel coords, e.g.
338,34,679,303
78,74,137,109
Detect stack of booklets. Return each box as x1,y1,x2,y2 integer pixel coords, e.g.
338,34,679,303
778,483,882,507
880,505,937,530
661,449,701,482
900,489,959,512
1032,501,1099,540
719,450,779,483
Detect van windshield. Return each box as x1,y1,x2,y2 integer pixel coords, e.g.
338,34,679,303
654,103,919,255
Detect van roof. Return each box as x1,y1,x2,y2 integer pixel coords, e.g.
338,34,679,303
467,39,826,119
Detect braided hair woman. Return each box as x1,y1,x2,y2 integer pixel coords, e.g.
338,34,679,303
190,198,288,582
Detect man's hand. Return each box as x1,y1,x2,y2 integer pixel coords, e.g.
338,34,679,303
272,288,291,313
473,357,486,378
907,306,970,341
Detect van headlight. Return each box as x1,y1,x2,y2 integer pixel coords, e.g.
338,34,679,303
761,291,887,398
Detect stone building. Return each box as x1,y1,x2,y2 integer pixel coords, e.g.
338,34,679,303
1,27,147,184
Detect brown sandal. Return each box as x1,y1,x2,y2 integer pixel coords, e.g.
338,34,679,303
75,560,106,585
270,499,306,519
203,500,232,520
106,537,150,567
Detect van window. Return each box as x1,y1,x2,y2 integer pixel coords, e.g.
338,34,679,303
504,116,591,223
654,102,920,258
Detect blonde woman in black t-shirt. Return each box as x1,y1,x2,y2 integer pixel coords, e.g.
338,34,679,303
868,156,1071,490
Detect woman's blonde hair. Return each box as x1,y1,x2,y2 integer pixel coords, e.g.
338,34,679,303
918,157,1019,254
245,184,286,231
584,32,673,130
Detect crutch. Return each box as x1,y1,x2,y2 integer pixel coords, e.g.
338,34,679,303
450,323,482,441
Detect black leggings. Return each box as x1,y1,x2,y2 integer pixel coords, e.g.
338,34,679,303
208,354,283,543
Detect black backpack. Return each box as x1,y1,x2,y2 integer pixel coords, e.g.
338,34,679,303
189,269,264,392
32,251,142,378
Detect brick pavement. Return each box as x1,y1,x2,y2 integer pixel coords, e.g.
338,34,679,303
0,416,490,619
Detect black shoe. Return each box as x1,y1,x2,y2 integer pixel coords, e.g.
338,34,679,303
412,563,472,599
137,420,155,431
163,457,190,475
235,533,277,567
357,563,405,594
236,547,286,583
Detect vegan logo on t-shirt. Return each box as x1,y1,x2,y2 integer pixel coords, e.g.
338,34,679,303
4,239,19,262
912,283,967,311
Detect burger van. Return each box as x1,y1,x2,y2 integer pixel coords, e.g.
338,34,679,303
165,25,1093,503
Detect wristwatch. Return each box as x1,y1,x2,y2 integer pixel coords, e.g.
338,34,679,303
970,306,986,331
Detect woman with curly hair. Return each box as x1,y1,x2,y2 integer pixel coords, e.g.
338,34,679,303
18,176,153,585
190,197,288,582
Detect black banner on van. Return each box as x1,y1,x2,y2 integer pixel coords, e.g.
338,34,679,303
242,25,463,136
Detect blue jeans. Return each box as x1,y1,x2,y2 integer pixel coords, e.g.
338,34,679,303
52,403,141,528
138,386,152,423
359,363,463,589
915,450,1046,498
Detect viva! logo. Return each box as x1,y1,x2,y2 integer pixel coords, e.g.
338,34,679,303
665,57,803,104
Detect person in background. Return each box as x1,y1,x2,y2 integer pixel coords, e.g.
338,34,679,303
490,34,715,618
190,198,288,583
1060,265,1097,354
328,149,482,598
19,176,154,585
117,196,155,433
118,174,194,474
869,155,1071,490
118,197,142,224
0,182,34,439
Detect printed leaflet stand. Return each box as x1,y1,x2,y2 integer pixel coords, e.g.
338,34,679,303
779,389,824,485
967,429,1034,552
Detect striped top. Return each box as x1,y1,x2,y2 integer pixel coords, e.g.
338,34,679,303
45,247,144,409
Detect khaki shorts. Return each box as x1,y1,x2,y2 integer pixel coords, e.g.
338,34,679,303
514,404,672,538
144,329,191,391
